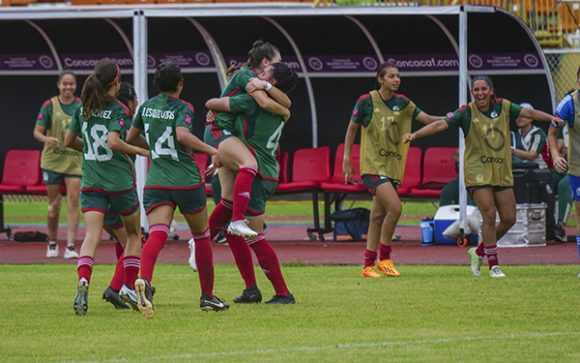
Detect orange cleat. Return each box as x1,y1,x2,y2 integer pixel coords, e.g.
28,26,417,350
361,266,382,278
377,259,400,277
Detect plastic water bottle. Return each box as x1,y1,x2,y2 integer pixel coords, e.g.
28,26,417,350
421,218,433,246
577,236,580,258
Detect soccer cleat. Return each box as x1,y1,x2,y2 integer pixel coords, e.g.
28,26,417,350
233,285,262,304
377,259,400,277
489,265,506,278
361,266,382,278
102,286,129,309
135,279,155,319
74,278,89,316
119,285,139,311
64,246,79,259
227,220,258,238
554,224,567,243
213,231,228,245
187,238,197,272
265,293,296,305
468,247,483,277
46,243,59,258
200,295,230,312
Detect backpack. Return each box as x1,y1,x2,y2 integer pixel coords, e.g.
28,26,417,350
330,208,370,242
10,231,48,242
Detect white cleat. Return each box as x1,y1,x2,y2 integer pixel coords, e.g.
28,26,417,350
46,243,59,258
64,247,79,259
467,247,483,277
188,238,197,272
227,220,258,238
489,265,506,278
119,285,139,311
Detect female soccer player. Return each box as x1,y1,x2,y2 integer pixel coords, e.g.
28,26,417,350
407,75,563,278
343,61,442,279
127,62,228,318
33,70,82,259
102,82,140,310
205,62,298,304
65,59,149,316
205,40,291,239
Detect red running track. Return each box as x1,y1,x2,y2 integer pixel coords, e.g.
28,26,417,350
0,225,578,266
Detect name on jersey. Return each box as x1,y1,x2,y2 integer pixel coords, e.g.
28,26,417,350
379,149,402,160
80,107,112,119
142,107,175,120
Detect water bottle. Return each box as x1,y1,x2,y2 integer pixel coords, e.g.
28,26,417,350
577,236,580,258
421,218,434,246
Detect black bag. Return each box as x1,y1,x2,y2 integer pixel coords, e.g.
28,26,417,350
10,231,48,242
330,208,370,242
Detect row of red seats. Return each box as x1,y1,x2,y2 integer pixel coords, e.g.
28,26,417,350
0,146,457,238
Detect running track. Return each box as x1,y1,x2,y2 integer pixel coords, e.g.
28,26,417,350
1,224,578,265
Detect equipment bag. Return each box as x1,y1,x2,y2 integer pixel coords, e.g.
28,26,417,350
330,208,370,242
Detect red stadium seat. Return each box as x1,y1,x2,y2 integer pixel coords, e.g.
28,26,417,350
277,147,331,240
0,150,42,236
410,147,458,198
398,147,422,196
320,143,366,194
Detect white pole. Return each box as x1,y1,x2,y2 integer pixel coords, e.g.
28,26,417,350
133,10,149,231
458,7,468,233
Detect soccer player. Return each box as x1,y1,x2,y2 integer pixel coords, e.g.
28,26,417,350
64,59,149,316
126,62,228,318
102,82,140,310
343,61,442,279
205,40,291,239
33,70,82,259
205,62,298,304
407,75,564,278
549,66,580,273
510,103,548,168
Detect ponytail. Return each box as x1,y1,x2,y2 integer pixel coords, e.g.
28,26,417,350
81,58,120,119
247,40,279,69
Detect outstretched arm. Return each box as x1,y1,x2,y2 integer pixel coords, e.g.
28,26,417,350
520,108,565,127
405,119,449,143
108,131,149,157
415,112,444,125
126,126,149,149
176,126,218,157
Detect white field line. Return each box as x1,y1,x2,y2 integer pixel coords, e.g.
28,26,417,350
62,331,579,363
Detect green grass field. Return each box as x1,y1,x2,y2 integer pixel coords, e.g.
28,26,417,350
1,264,580,362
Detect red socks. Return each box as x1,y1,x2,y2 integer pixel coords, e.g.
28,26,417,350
379,243,392,260
140,223,169,283
209,199,233,239
193,229,214,297
232,168,257,222
226,233,256,288
476,242,485,257
109,252,125,292
364,250,377,267
123,256,140,290
77,255,94,283
249,234,289,296
114,240,124,260
484,244,499,269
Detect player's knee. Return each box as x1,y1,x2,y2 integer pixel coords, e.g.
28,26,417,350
370,211,386,225
48,203,60,218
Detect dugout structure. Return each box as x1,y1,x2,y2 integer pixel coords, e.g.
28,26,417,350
0,3,555,229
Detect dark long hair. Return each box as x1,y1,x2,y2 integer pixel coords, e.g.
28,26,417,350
117,82,136,107
81,58,120,119
247,40,279,69
271,63,298,93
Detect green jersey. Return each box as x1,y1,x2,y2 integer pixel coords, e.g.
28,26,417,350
214,68,256,132
231,94,284,180
133,94,201,189
351,92,422,126
69,100,135,192
510,126,547,168
445,98,522,136
36,97,81,129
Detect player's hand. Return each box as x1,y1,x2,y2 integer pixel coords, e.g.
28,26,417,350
139,148,150,157
551,116,565,128
403,133,414,144
343,159,354,184
45,137,59,148
553,155,568,174
246,78,267,93
206,110,216,123
207,154,222,177
282,109,291,122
